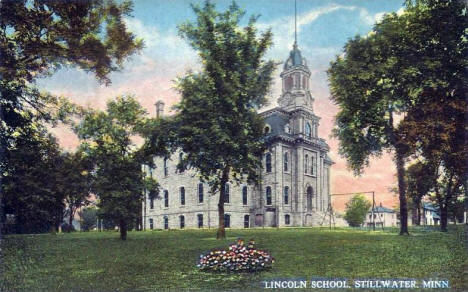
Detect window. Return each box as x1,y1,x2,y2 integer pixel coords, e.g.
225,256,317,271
179,215,185,229
149,218,154,230
284,124,291,134
264,125,271,134
284,152,289,172
285,214,290,225
244,215,250,228
225,184,230,203
294,73,300,89
197,214,203,228
163,158,168,176
305,154,309,174
198,183,204,203
179,152,184,173
164,216,169,229
284,186,289,205
180,187,185,205
286,75,293,91
266,186,272,205
164,190,169,208
307,186,313,211
242,186,248,205
311,156,315,175
224,214,230,228
305,122,311,138
149,194,154,210
265,153,272,173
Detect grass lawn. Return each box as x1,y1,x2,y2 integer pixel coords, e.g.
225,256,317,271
1,226,466,291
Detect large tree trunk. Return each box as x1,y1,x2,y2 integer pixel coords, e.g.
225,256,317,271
396,151,409,235
119,219,127,240
68,208,75,232
415,198,421,226
440,204,448,232
216,166,230,240
440,173,455,232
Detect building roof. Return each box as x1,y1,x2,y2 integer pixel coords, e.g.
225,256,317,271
422,201,438,212
370,206,395,213
283,43,308,71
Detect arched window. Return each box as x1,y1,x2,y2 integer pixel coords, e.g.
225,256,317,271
198,183,204,203
264,125,271,134
286,75,293,91
311,156,315,175
284,123,291,134
284,152,289,172
244,215,250,228
164,190,169,208
242,186,248,205
266,186,272,205
302,75,307,89
285,214,290,225
265,153,272,173
294,73,300,89
163,158,168,176
179,152,184,173
180,187,185,205
305,122,311,138
149,194,154,210
284,186,289,205
224,214,231,228
197,214,203,228
163,216,169,229
179,215,185,229
224,183,230,203
307,186,313,211
305,154,309,174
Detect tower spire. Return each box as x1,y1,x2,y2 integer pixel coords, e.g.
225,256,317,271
294,0,297,48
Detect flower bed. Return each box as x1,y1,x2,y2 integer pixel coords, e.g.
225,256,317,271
197,238,275,272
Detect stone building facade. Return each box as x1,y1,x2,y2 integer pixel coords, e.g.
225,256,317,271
142,41,333,230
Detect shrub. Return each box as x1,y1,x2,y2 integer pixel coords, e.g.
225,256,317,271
197,238,274,272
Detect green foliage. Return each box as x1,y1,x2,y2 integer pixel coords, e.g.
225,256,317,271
406,161,435,224
61,150,94,232
2,123,65,233
327,0,468,235
344,194,372,227
174,1,276,239
0,0,143,154
75,95,153,240
79,207,97,231
1,227,466,290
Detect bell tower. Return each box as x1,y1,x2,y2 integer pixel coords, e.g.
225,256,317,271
277,0,314,111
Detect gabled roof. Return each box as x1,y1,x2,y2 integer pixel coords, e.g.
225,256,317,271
369,206,395,213
422,201,438,212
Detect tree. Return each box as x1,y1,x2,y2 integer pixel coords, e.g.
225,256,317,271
2,123,66,233
406,161,435,225
61,151,93,232
175,1,276,239
327,0,467,235
1,0,143,234
76,96,158,240
401,97,467,231
344,194,371,227
79,207,97,231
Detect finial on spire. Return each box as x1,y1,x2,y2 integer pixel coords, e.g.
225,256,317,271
294,0,297,49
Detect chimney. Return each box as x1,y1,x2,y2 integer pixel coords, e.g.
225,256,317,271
155,100,165,118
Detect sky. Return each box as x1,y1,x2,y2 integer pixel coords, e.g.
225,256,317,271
38,0,406,212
